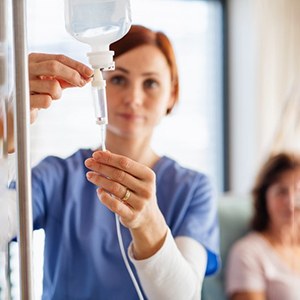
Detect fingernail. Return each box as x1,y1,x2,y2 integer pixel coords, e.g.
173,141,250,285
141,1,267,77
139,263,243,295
92,152,101,160
85,68,94,77
86,172,93,179
85,159,92,167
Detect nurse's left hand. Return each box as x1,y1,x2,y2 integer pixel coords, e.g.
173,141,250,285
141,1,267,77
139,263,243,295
29,53,93,123
85,150,168,259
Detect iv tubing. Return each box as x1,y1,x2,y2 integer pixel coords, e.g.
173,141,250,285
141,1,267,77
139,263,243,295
99,139,144,300
95,74,144,299
115,213,144,300
98,138,144,300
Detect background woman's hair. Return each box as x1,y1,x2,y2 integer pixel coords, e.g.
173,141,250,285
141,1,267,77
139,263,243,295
110,24,179,114
251,152,300,231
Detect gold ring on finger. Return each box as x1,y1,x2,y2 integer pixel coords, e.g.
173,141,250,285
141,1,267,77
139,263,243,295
121,189,131,201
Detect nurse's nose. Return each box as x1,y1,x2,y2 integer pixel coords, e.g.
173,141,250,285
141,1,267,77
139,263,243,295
286,188,300,210
123,83,144,107
294,190,300,209
295,182,300,209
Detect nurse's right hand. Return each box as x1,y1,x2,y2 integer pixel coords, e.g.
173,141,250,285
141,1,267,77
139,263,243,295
29,53,93,123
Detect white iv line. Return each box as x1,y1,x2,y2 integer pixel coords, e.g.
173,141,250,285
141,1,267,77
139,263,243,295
94,71,144,300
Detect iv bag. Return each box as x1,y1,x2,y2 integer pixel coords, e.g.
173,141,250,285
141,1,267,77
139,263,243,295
64,0,132,69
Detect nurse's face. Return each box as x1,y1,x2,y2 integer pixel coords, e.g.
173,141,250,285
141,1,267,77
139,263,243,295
266,168,300,229
105,45,175,139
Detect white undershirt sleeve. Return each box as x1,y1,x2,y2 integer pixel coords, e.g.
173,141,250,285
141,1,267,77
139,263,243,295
128,227,207,300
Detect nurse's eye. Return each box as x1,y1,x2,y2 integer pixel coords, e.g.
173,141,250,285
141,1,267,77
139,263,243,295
144,79,159,89
276,187,288,196
109,75,127,86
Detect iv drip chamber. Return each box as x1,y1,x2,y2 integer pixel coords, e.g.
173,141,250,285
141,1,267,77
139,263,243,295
92,69,108,126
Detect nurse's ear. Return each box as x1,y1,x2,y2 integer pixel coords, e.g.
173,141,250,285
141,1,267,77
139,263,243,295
165,86,177,115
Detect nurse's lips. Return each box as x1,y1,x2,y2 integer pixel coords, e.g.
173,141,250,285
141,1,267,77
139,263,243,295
117,112,144,121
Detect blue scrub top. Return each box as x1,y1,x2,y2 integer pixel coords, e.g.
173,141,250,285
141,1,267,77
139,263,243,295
30,149,220,300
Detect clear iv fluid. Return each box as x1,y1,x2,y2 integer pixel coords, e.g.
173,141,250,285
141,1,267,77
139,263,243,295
75,25,119,44
65,0,132,52
74,24,126,51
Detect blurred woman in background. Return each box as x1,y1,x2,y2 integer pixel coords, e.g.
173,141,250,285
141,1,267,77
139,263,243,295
226,152,300,300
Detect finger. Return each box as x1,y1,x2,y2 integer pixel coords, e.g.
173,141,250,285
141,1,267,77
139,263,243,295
30,94,52,109
86,171,130,198
97,188,134,219
85,158,141,191
34,76,91,89
85,157,155,204
86,171,142,209
29,53,93,78
57,78,92,89
85,154,155,201
29,60,89,88
30,79,62,100
92,150,155,181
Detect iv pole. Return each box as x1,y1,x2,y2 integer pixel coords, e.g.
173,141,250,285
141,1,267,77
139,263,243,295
12,0,34,299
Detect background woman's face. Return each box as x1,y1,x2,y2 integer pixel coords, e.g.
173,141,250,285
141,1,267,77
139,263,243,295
105,45,174,139
266,168,300,228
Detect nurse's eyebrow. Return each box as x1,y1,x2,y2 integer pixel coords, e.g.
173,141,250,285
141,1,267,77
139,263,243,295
115,67,129,73
115,67,159,77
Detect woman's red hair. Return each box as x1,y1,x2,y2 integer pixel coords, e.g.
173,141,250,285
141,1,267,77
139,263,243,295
110,24,179,114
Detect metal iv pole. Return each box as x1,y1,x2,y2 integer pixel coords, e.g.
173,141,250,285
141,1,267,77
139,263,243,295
12,0,34,299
